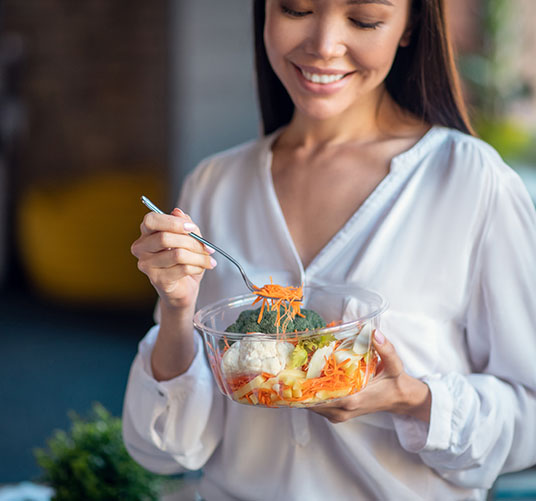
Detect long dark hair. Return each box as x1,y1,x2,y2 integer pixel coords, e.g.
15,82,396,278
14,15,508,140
253,0,474,136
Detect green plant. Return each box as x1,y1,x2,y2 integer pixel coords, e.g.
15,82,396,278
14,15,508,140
34,403,163,501
457,0,535,163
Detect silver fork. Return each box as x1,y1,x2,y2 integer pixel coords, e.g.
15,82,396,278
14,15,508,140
141,196,258,293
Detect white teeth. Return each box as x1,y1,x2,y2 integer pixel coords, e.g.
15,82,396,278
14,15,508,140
301,70,345,84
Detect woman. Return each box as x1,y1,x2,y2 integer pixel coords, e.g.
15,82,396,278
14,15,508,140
123,1,536,499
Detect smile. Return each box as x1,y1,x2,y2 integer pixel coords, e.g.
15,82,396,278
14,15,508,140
292,64,354,95
300,70,346,84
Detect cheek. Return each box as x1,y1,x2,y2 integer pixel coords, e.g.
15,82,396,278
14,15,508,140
264,19,295,75
349,13,410,73
264,6,307,78
350,34,403,75
263,22,280,71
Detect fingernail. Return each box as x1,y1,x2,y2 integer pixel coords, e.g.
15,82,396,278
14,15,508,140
204,244,215,254
210,257,217,268
374,330,385,345
183,222,196,232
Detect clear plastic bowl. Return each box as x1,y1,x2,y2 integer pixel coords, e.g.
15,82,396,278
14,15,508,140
193,283,387,408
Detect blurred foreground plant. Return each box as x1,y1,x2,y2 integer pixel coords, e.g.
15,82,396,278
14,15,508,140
34,403,163,501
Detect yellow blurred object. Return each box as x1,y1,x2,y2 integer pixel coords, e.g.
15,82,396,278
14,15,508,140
17,171,166,307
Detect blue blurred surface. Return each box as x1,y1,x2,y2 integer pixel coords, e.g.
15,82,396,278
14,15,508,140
491,469,536,500
0,285,154,483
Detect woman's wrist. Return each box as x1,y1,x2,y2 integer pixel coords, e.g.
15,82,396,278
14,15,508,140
396,373,432,423
159,300,196,325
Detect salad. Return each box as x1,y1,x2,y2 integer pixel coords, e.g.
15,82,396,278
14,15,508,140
207,280,378,408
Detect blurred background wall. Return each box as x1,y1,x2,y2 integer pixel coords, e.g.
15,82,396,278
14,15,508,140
169,1,259,192
0,0,535,492
0,0,260,484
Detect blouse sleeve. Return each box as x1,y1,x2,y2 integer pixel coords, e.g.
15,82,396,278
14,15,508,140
122,327,225,473
393,167,536,488
122,166,225,473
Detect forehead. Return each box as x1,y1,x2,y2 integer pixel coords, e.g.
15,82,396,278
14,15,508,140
347,0,395,5
269,0,407,11
284,0,398,5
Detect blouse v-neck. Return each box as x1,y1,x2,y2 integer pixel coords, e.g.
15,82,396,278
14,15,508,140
260,125,445,280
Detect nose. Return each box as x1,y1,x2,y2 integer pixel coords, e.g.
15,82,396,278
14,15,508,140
305,18,347,60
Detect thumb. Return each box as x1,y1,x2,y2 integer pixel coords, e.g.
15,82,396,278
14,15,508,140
371,330,403,377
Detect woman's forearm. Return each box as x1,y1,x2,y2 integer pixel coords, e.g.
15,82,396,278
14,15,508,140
151,303,197,381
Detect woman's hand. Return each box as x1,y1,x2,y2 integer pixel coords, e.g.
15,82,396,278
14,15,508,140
131,208,216,311
310,331,431,424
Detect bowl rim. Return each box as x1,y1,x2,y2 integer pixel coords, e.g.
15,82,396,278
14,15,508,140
193,283,388,340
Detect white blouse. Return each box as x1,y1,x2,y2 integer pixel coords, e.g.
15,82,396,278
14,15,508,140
122,126,536,501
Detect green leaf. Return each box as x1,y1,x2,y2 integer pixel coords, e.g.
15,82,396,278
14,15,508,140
288,345,308,369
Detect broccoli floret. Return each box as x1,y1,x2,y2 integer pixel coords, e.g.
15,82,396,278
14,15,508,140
225,309,258,333
225,306,326,334
225,306,295,333
224,309,261,334
259,307,295,333
293,308,326,331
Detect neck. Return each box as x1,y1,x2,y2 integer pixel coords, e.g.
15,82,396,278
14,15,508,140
277,87,406,150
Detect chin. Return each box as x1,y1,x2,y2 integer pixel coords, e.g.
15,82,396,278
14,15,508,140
294,101,351,122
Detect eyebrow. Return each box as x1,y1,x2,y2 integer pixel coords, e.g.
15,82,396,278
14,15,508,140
347,0,394,5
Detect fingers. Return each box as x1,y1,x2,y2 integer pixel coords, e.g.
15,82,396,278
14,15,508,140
371,330,403,378
139,247,217,271
132,208,217,278
310,395,362,423
310,408,348,424
133,209,210,257
144,262,207,286
134,231,205,255
139,210,199,237
170,207,188,218
308,335,423,424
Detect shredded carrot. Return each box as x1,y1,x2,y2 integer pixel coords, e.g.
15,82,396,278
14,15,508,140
326,320,342,328
244,391,254,405
227,351,376,407
360,354,378,388
252,277,304,336
257,299,266,324
286,333,300,345
257,388,277,407
281,353,363,403
226,374,256,392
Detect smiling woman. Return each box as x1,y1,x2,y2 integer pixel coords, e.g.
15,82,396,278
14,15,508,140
263,0,411,121
122,0,536,500
256,0,472,135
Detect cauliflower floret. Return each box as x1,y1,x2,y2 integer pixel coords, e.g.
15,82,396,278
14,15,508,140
221,341,241,376
221,337,294,376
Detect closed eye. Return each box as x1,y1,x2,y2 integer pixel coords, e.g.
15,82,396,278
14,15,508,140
282,5,312,17
350,19,382,29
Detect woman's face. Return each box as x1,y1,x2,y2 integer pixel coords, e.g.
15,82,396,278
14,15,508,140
264,0,412,121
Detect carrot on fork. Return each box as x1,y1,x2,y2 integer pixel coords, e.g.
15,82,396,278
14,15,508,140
252,277,304,335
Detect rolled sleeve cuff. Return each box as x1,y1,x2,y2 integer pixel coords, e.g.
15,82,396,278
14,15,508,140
137,324,210,396
125,325,214,450
393,375,453,453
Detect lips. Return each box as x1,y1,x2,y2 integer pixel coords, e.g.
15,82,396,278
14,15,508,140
295,64,353,85
301,70,345,84
291,63,354,95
